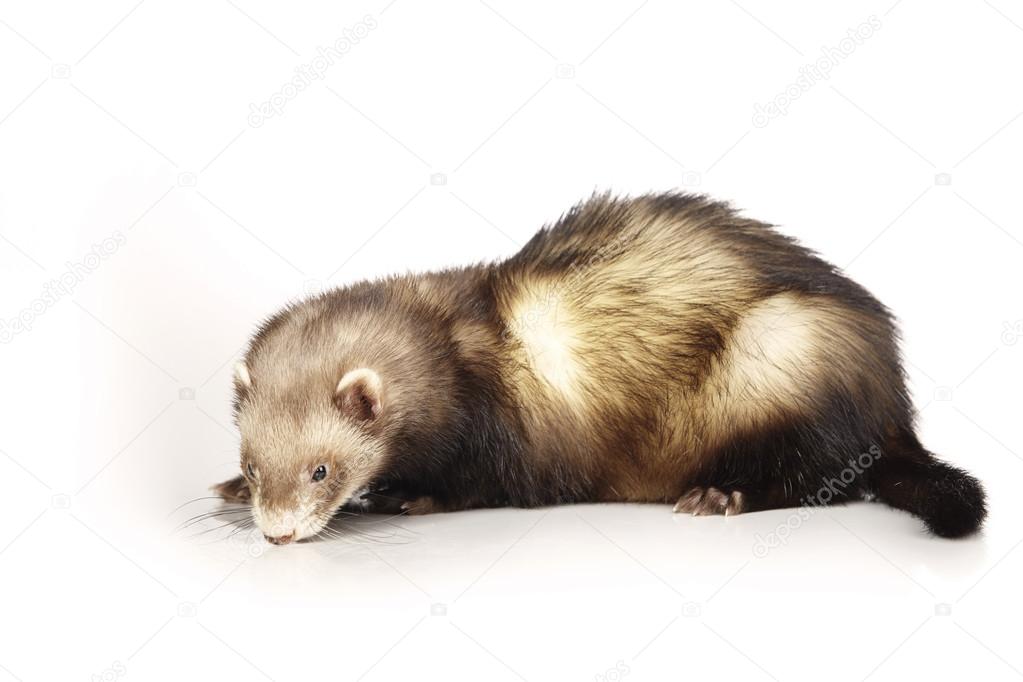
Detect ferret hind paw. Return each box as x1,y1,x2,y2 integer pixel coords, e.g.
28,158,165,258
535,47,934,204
672,487,745,516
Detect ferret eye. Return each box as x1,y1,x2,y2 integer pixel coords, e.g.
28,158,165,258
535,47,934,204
246,463,255,477
312,465,327,482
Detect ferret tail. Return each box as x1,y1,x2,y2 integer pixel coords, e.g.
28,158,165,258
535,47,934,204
874,431,987,538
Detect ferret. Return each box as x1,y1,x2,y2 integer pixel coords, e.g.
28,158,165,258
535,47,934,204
213,192,986,545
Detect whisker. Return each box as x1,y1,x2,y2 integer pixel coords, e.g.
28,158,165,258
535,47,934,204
174,511,248,531
176,507,252,531
333,507,418,529
166,496,226,517
229,519,256,533
224,520,258,542
195,520,258,547
185,517,252,541
319,515,416,546
176,505,250,527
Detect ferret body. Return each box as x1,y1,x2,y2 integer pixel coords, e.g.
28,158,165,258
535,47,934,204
216,192,986,544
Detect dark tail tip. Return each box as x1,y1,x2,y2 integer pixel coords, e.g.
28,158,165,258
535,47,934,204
918,463,987,538
875,457,987,538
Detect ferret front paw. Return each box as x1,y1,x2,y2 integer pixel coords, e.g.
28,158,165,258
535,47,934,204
673,487,745,516
400,496,443,515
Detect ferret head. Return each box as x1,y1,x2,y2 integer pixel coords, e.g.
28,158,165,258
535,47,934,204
233,361,388,544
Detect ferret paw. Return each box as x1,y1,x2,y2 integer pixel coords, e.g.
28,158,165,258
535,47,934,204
400,496,443,515
673,487,745,516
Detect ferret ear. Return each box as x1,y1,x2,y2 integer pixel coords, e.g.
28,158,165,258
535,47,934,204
212,474,250,503
234,361,252,396
334,368,383,422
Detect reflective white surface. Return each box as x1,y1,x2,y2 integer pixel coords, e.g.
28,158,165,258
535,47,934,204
3,479,1020,681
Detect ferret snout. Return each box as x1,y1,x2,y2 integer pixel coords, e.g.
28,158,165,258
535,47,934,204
265,532,294,545
254,508,302,545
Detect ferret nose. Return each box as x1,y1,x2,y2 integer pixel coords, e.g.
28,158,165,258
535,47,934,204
265,532,294,545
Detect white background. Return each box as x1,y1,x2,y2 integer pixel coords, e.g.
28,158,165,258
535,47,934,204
1,1,1022,680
